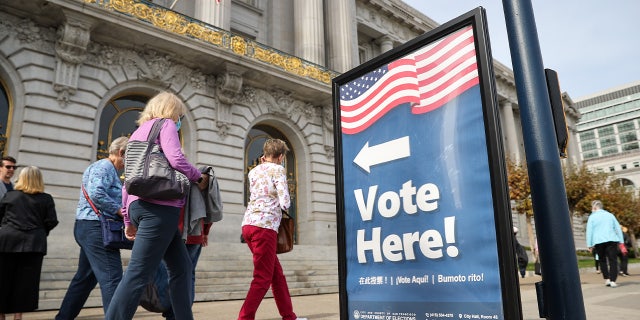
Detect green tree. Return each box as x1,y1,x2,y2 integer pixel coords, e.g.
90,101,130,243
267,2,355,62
600,182,640,256
563,164,608,216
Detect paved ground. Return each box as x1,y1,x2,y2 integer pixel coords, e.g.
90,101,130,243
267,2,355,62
23,264,640,319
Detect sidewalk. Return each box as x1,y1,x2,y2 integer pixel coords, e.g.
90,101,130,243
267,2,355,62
26,264,640,319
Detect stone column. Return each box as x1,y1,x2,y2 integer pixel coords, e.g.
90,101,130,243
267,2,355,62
294,0,325,65
566,125,581,167
378,35,394,53
501,101,521,163
326,0,358,72
196,0,230,30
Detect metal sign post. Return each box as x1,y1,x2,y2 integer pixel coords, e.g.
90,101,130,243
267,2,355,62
501,0,586,318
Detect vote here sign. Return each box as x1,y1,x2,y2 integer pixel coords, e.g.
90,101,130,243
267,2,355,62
333,9,521,320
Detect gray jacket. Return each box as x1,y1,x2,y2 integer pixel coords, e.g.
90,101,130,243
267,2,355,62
182,166,223,240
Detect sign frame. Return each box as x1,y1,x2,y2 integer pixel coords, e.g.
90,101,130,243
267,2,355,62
333,7,521,320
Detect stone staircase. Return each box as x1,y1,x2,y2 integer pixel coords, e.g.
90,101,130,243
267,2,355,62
37,243,339,311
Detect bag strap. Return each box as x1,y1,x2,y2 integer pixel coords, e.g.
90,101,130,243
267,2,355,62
281,210,292,219
147,118,166,144
81,184,101,217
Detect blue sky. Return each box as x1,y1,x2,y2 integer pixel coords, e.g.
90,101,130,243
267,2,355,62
403,0,640,100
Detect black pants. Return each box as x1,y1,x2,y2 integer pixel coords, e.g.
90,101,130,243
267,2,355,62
0,252,44,313
618,250,629,274
595,241,619,282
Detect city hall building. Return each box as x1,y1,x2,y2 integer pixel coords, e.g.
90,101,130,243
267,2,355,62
0,0,581,309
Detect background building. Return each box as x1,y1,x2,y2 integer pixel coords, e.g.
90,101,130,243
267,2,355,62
0,0,581,309
576,81,640,192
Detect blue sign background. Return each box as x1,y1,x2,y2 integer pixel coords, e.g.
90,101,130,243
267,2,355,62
341,86,504,318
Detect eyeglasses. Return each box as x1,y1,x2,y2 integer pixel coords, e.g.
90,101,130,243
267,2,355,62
4,165,17,170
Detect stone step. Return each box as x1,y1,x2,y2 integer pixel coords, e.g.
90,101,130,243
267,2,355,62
36,244,339,311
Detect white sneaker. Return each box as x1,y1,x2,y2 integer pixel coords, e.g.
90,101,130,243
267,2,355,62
296,318,308,320
605,279,611,286
609,281,618,288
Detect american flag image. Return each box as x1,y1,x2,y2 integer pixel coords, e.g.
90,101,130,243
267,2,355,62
340,26,479,134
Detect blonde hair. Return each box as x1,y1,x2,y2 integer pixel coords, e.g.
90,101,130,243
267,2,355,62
136,91,186,125
14,166,45,194
263,138,289,158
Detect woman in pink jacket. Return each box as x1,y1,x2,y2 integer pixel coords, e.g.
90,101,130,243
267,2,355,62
106,92,208,320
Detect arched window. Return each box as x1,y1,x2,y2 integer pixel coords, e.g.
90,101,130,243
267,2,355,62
96,95,149,159
0,80,11,156
244,125,299,241
611,178,635,192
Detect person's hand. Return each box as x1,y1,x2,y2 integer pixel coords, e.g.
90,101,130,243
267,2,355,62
125,224,137,241
619,243,628,256
202,234,209,247
198,173,209,191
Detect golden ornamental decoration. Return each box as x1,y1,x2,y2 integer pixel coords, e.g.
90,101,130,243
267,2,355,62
82,0,336,84
231,36,247,56
251,45,271,63
269,53,285,69
283,57,302,75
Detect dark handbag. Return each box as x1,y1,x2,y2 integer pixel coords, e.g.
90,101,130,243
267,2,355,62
82,185,133,250
277,211,294,254
124,118,190,199
140,264,171,313
534,260,542,275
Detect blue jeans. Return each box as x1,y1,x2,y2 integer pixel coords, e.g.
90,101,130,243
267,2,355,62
55,220,123,319
186,243,202,301
159,242,203,319
105,200,193,320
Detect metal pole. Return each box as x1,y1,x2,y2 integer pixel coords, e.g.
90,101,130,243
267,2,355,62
501,0,586,319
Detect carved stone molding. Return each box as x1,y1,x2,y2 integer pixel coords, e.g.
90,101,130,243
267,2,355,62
215,65,245,105
356,2,414,43
322,105,334,160
215,63,247,138
130,50,175,86
189,70,207,90
269,89,294,116
325,145,335,160
15,19,45,45
235,86,321,137
1,17,56,58
299,103,316,121
54,11,93,106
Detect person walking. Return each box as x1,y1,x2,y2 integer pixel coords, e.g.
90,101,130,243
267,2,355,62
586,200,624,288
105,91,208,320
55,137,129,319
618,226,631,276
0,156,17,199
513,227,528,278
0,166,58,320
239,138,306,320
